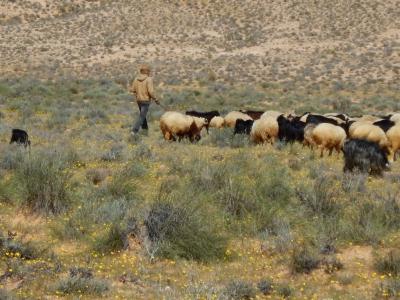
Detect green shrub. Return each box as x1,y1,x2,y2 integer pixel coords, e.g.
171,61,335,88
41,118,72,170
0,146,25,170
375,250,400,276
101,144,124,162
93,223,127,253
376,278,400,299
144,199,227,262
323,257,344,274
296,174,341,217
276,283,293,298
0,232,41,259
0,289,15,300
85,168,108,185
291,245,320,274
54,267,109,296
223,280,256,300
336,272,354,285
102,164,140,199
377,278,400,298
15,150,71,214
257,279,273,295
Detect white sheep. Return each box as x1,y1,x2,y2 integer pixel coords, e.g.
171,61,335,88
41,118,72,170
250,116,279,144
260,110,282,120
386,124,400,162
160,111,207,142
209,116,225,128
309,123,346,157
349,123,390,149
224,111,253,128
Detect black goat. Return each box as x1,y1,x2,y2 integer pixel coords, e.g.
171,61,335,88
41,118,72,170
10,129,31,148
343,139,390,176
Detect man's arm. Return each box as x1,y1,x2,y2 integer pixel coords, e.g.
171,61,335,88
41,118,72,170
147,77,157,102
130,80,137,95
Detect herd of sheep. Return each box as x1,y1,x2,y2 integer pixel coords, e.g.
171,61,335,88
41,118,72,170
159,109,400,175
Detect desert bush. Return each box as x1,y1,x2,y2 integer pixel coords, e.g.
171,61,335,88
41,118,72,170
46,107,70,129
262,218,294,253
132,142,153,160
323,257,344,274
342,200,390,244
255,160,293,205
102,165,139,199
276,283,293,298
101,144,124,161
85,168,108,185
336,272,354,285
341,172,367,193
223,280,256,300
0,145,26,170
83,108,109,124
53,194,137,241
375,250,400,276
296,174,341,217
257,279,273,295
200,128,248,148
291,245,320,274
93,223,127,253
143,198,227,262
15,150,71,214
0,289,14,300
0,231,42,259
54,267,109,296
377,278,400,298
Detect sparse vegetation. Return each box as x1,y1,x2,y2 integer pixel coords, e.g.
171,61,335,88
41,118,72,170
0,0,399,298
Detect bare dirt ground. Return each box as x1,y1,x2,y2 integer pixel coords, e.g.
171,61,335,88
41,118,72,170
1,0,399,85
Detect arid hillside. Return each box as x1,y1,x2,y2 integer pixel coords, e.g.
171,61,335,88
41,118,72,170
1,0,399,85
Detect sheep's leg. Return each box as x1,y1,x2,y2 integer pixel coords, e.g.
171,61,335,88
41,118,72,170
270,137,275,145
328,147,333,156
164,131,171,141
320,146,324,158
335,145,341,155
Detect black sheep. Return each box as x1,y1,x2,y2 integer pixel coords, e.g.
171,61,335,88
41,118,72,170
234,119,254,135
277,115,305,143
343,139,389,176
306,114,339,126
239,110,264,120
185,110,220,133
373,119,395,133
10,129,31,148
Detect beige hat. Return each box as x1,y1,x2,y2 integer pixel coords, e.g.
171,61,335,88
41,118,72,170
139,64,151,73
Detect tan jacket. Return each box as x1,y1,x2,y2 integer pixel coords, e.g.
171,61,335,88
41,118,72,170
131,74,156,102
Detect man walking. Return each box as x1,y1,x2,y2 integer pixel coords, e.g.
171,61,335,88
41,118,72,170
130,64,159,136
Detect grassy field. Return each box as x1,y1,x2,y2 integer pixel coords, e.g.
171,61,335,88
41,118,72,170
0,78,399,299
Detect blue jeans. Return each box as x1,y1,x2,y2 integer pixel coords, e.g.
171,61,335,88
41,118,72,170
133,102,150,133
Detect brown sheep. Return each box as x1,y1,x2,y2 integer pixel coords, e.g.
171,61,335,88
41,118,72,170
390,113,400,124
250,116,279,144
303,123,317,149
386,124,400,162
310,123,346,157
349,123,390,150
209,116,225,128
160,112,207,142
224,111,253,128
260,110,282,120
